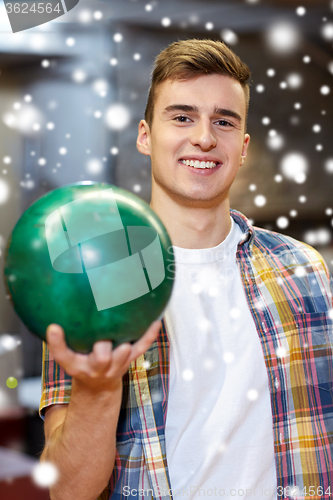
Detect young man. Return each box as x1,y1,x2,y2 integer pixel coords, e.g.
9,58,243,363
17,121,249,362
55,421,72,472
40,39,333,500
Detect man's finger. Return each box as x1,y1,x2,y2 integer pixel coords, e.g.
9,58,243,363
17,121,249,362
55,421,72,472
129,320,161,362
88,341,113,371
46,324,80,374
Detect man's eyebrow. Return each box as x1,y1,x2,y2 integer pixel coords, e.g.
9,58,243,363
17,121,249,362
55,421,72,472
163,104,242,123
214,108,242,123
163,104,199,114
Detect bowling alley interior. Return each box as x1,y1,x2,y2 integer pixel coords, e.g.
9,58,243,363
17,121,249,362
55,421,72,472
0,0,333,498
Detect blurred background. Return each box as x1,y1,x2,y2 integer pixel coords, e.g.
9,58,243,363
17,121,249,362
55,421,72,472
0,0,333,497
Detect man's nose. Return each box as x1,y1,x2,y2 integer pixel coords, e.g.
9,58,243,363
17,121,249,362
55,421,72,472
190,120,217,150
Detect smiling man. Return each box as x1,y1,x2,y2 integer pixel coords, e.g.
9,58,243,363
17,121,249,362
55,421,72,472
40,39,333,500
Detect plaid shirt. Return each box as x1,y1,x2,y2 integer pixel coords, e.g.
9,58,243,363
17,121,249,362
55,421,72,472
40,210,333,500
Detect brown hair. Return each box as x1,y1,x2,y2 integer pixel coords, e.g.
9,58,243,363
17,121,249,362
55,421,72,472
145,38,251,129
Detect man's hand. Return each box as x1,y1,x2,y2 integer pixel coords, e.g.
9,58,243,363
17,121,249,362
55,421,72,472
46,320,161,392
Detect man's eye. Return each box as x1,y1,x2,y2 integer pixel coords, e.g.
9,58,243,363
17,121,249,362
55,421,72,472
216,120,233,127
174,116,190,122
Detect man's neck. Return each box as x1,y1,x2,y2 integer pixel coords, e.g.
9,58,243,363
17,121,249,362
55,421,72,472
150,186,232,250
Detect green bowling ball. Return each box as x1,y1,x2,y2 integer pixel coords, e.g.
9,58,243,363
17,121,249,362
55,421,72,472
4,182,175,353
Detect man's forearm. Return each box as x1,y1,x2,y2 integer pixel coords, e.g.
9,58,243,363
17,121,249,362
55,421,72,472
41,379,123,500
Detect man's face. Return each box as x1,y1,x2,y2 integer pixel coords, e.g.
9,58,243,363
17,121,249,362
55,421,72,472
137,74,250,207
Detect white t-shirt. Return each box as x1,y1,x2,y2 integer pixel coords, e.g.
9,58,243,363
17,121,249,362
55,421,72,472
164,218,277,499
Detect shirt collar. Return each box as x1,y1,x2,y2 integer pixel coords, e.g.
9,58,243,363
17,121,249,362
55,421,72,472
230,209,255,253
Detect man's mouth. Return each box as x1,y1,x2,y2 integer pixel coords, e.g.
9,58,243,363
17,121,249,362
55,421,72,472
180,159,219,169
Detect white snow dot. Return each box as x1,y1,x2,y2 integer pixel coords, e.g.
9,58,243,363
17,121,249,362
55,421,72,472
313,124,321,133
296,6,306,16
105,104,130,130
72,70,87,83
276,346,287,358
145,4,152,11
221,29,238,45
290,210,298,217
161,17,171,27
182,369,194,381
230,307,241,319
191,283,202,294
316,144,323,151
46,122,54,130
13,102,21,110
329,309,333,320
198,318,212,333
254,195,266,207
295,172,306,183
59,147,67,155
255,299,265,310
113,33,123,43
320,85,330,95
325,158,333,173
93,11,103,20
280,81,288,89
87,158,103,174
267,68,276,77
38,158,46,166
299,195,307,203
24,94,32,102
325,208,332,216
247,389,259,401
280,152,308,182
295,266,306,277
328,61,333,75
277,216,289,229
266,22,300,54
205,22,214,31
267,132,284,150
3,156,11,164
0,179,9,204
303,55,311,64
208,286,219,297
133,53,141,61
94,110,102,119
249,184,257,191
274,174,283,183
256,84,265,93
133,184,141,193
41,59,50,68
110,147,119,155
223,352,235,364
294,102,302,110
92,79,108,96
203,358,215,370
304,231,317,245
32,461,59,488
0,334,17,351
286,73,303,89
262,117,270,125
321,23,333,41
78,9,92,23
110,58,118,66
66,37,75,47
317,228,331,245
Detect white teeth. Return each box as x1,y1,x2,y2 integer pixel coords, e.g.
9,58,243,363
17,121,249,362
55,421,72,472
181,160,218,169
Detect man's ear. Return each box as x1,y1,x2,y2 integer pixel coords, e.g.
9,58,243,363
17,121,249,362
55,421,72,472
136,120,151,156
240,133,250,166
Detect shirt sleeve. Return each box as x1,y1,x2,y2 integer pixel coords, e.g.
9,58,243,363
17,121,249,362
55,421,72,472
39,340,73,420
